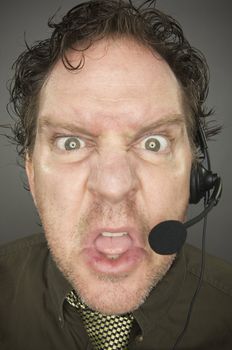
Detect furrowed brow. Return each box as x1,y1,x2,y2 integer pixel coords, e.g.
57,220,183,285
38,117,97,138
134,115,185,139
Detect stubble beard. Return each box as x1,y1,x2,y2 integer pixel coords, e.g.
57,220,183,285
42,199,176,315
67,254,175,315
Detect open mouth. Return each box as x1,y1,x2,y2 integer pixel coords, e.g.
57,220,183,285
82,228,146,274
95,231,132,257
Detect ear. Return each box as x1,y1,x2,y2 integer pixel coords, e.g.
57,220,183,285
25,153,37,208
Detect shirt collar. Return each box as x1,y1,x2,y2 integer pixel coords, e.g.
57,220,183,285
47,254,72,326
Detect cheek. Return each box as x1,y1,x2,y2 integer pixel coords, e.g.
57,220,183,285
32,159,90,216
138,157,191,222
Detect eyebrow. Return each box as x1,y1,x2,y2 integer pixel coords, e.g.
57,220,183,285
38,114,185,138
133,114,185,139
38,118,97,138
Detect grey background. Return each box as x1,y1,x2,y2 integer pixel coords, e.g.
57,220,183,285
1,0,231,263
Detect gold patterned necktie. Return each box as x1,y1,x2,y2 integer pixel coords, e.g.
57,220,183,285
66,290,134,350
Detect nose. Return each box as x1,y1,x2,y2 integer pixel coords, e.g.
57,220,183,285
87,150,139,204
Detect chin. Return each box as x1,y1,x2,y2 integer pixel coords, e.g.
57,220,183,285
65,254,175,315
76,277,149,315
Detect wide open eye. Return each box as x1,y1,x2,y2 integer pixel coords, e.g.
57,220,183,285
56,136,85,151
141,135,169,152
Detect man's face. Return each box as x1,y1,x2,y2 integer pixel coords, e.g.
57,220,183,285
26,38,192,315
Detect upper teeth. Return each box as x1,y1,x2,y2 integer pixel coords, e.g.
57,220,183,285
101,231,128,237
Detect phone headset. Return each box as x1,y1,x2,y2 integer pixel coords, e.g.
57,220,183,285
188,121,222,218
148,121,222,349
173,121,222,348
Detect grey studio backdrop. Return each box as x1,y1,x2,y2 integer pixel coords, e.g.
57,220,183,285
1,0,232,263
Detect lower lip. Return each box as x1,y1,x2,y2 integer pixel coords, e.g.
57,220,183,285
83,247,145,275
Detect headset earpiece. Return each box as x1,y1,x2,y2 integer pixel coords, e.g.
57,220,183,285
189,121,221,205
189,163,219,204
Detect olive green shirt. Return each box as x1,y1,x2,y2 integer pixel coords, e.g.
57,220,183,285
0,233,232,349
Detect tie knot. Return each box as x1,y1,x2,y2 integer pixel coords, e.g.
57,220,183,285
66,290,134,350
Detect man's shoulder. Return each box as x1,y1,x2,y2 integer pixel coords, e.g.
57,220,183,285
0,234,50,306
184,243,232,297
0,233,48,273
0,233,47,258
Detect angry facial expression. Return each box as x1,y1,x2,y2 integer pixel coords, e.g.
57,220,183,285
26,38,192,315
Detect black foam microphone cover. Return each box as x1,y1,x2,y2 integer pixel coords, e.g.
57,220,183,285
148,220,187,255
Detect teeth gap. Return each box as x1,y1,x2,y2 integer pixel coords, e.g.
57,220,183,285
107,255,120,260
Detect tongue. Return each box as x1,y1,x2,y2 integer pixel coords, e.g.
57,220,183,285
94,235,133,255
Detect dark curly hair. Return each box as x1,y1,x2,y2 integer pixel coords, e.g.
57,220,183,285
8,0,219,160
